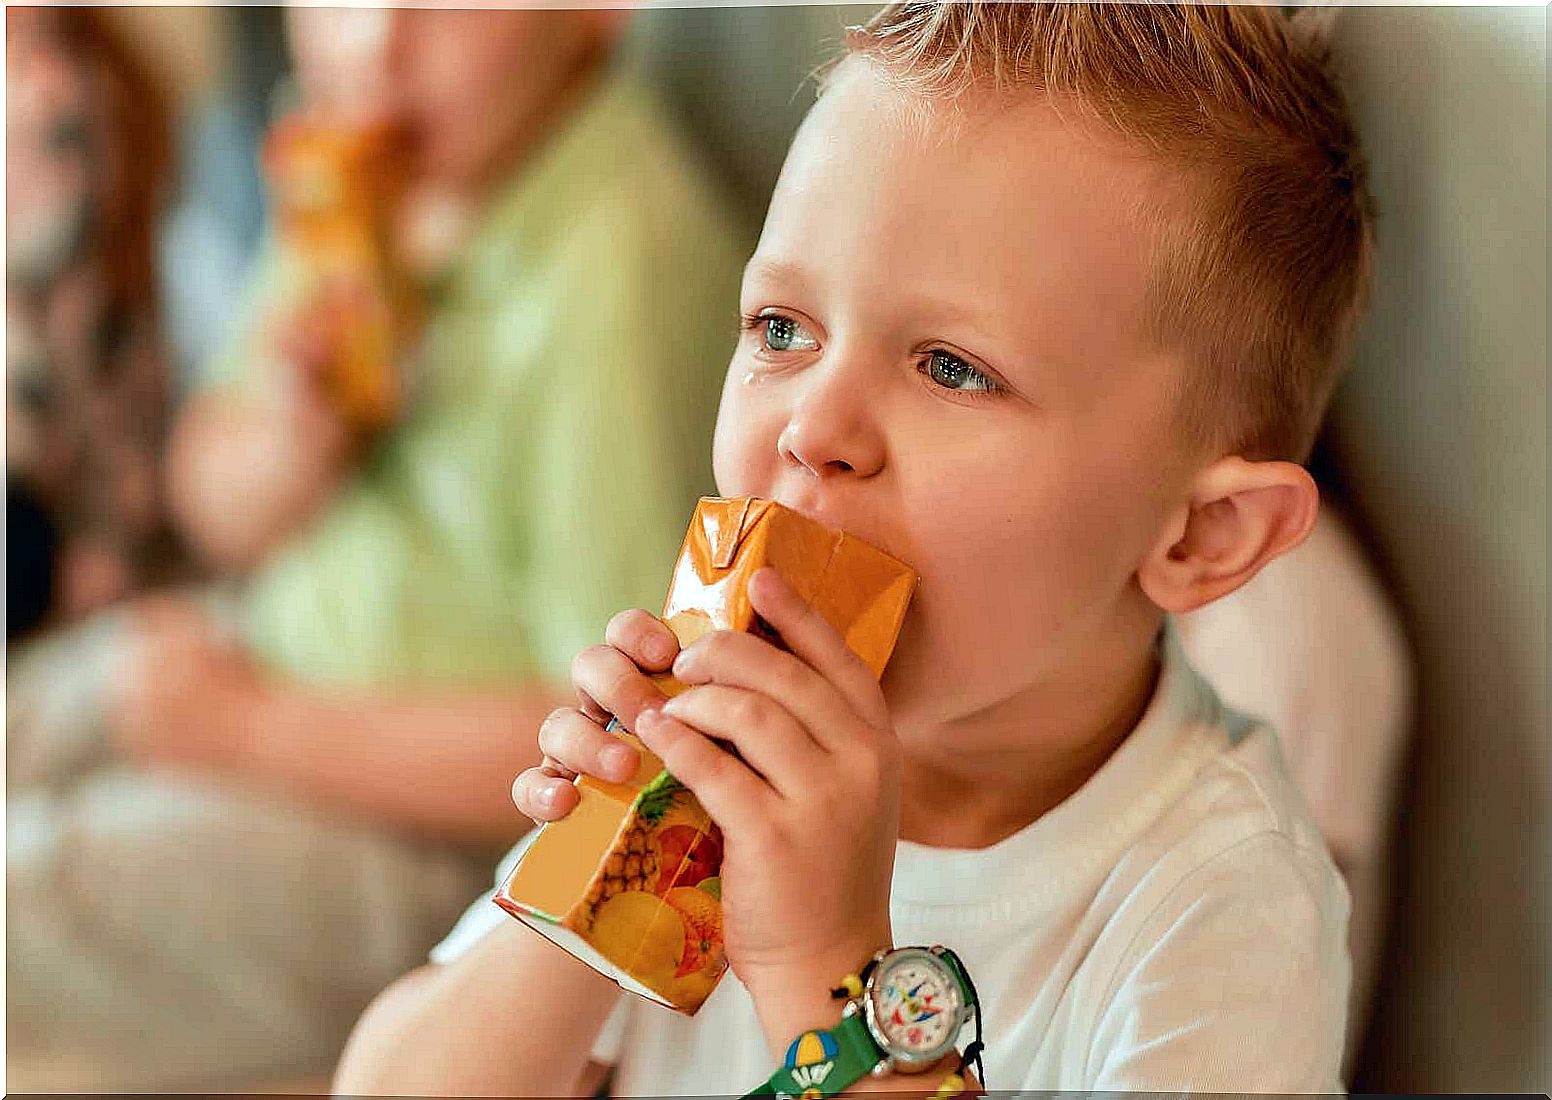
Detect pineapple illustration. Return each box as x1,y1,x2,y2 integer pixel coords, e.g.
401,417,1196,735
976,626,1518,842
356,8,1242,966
578,772,686,920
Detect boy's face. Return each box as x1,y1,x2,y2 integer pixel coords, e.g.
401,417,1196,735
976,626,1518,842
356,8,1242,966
288,8,610,191
713,59,1199,729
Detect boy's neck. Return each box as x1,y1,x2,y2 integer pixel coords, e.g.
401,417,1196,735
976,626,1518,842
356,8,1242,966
896,621,1163,850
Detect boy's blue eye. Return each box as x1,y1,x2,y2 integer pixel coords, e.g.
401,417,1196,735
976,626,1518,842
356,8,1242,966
760,315,819,353
923,350,998,394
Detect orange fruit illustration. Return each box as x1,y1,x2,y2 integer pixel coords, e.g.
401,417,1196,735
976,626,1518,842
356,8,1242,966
664,886,724,979
653,824,724,894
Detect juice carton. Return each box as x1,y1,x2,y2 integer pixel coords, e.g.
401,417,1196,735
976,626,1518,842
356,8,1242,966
496,497,917,1013
262,115,418,429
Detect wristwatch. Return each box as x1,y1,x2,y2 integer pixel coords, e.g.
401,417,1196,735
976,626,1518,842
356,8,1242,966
744,945,983,1099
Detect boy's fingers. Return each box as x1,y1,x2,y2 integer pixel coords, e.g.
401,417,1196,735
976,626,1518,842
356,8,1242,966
745,568,887,727
537,707,641,784
511,768,579,823
671,629,859,755
657,683,824,797
538,756,576,781
604,608,679,672
571,643,669,733
635,708,773,834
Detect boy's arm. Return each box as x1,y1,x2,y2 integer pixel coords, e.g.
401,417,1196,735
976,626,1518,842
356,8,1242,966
843,1059,982,1095
333,921,621,1097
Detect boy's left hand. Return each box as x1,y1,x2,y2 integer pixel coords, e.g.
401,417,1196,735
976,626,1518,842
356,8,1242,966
633,566,901,1052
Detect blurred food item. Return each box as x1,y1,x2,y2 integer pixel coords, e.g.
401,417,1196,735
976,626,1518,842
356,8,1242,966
262,115,419,429
496,496,918,1014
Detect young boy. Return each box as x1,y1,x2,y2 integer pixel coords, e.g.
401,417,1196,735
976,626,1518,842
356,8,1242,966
335,3,1371,1093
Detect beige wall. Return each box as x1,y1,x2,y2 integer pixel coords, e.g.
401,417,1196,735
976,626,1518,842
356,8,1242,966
631,3,877,233
1331,7,1548,1091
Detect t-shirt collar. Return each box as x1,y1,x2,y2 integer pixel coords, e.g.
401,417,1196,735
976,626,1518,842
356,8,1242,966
890,624,1218,909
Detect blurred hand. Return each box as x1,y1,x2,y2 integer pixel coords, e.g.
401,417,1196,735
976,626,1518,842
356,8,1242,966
166,285,366,572
265,282,365,464
106,594,263,772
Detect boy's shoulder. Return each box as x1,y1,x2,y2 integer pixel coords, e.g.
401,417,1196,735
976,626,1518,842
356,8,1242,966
1078,639,1352,984
1048,644,1352,1087
1112,634,1346,895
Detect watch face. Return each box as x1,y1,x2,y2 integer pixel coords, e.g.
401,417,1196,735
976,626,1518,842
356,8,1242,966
867,949,964,1061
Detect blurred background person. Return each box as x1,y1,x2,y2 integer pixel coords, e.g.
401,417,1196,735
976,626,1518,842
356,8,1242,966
6,7,180,637
6,5,743,1090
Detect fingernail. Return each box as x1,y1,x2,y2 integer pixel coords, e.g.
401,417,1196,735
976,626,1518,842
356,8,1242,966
603,743,638,781
535,782,560,811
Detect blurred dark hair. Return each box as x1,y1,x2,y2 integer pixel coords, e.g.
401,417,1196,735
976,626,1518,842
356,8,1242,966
42,7,174,312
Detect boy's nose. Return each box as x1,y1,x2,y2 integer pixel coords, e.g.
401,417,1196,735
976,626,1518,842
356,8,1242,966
776,361,886,480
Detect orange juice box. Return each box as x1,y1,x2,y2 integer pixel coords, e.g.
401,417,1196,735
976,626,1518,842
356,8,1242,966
496,497,917,1013
262,114,418,429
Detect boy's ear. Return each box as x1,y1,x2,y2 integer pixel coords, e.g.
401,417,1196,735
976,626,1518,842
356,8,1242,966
1138,456,1319,614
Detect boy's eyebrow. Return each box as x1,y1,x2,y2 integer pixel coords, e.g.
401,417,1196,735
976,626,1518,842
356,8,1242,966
741,257,812,292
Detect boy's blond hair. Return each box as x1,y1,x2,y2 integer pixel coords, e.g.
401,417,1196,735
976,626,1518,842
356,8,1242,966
845,2,1375,461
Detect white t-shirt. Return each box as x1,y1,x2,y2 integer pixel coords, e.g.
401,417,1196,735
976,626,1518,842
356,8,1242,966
1175,508,1411,1074
432,630,1351,1093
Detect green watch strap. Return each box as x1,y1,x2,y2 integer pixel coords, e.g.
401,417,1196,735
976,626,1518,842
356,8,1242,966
939,947,976,1004
741,1011,884,1099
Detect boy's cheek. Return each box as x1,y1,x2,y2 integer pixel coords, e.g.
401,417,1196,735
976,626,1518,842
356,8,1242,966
710,397,778,498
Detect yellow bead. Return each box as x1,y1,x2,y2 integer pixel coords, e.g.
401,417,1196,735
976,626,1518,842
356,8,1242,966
933,1072,965,1098
841,974,865,999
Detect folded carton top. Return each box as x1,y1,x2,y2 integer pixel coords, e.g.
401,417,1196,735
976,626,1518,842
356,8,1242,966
663,497,917,680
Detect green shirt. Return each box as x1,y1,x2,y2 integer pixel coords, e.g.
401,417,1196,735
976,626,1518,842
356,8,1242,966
206,71,745,687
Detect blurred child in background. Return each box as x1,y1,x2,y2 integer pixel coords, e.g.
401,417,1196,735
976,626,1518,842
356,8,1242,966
6,6,743,1090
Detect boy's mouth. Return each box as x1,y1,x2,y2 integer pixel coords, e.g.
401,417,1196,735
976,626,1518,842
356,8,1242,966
771,490,907,568
773,490,851,538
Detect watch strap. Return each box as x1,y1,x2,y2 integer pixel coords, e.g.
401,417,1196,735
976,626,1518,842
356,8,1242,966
936,947,976,1006
933,947,987,1089
742,1012,883,1098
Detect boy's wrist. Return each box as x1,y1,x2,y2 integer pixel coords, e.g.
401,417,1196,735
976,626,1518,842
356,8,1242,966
742,930,894,1062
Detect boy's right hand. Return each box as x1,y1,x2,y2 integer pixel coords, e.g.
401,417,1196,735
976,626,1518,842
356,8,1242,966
510,609,680,822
